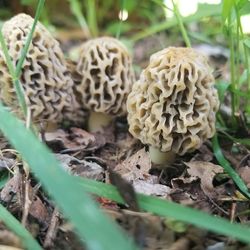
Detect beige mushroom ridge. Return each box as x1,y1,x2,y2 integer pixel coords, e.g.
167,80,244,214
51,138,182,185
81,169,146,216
127,47,219,163
0,13,84,125
75,37,135,131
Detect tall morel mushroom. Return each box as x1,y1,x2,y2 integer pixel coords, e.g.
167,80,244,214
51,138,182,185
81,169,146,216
0,13,85,127
127,47,219,165
74,37,135,132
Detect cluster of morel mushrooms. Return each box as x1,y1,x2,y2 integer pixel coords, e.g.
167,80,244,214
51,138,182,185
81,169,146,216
0,14,220,166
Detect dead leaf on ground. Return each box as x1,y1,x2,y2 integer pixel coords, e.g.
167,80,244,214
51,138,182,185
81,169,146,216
45,128,106,153
55,154,104,180
114,148,151,182
133,180,171,198
29,196,50,225
1,168,22,205
185,161,224,199
114,148,172,198
171,178,206,207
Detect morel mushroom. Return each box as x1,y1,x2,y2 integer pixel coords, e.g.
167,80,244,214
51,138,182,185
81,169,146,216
0,13,85,127
75,37,135,132
127,47,219,165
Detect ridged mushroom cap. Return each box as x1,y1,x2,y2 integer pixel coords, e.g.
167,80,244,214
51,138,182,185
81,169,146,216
0,13,85,124
127,47,219,155
75,37,135,116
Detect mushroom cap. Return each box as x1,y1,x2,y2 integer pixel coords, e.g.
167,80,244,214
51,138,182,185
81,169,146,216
75,37,135,116
0,13,84,124
127,47,219,155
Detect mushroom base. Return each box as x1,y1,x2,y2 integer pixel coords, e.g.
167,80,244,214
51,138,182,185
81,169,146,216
88,112,112,132
39,121,58,132
149,146,176,166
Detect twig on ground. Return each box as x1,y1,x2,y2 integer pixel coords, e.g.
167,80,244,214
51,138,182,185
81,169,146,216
44,207,60,248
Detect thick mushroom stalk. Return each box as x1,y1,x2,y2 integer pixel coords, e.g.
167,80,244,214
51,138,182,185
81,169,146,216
149,146,176,166
88,112,112,133
74,37,135,132
127,47,219,166
0,13,86,128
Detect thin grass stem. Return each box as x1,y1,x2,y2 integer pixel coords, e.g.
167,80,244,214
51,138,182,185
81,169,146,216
171,0,191,47
15,0,45,78
68,0,90,37
87,0,98,37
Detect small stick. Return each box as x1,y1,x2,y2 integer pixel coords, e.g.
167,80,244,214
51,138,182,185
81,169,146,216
44,207,60,248
230,202,237,223
21,175,31,226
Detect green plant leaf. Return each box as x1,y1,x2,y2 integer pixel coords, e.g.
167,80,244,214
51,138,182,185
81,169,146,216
215,80,231,102
212,133,250,199
243,38,250,48
222,0,234,22
0,102,138,250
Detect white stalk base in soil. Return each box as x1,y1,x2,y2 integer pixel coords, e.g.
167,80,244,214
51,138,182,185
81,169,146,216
88,112,113,132
149,146,176,166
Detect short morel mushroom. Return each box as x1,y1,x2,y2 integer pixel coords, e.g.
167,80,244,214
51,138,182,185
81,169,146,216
74,37,135,132
0,13,84,127
127,47,219,165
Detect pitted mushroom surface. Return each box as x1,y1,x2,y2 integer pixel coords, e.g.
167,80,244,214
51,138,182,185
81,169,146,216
75,37,135,117
127,47,219,157
0,13,84,125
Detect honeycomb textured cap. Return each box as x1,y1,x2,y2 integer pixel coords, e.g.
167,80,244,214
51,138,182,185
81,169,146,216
127,47,219,155
75,37,135,116
0,13,85,124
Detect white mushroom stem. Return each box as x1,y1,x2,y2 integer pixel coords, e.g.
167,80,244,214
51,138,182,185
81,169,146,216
46,122,58,132
39,121,58,132
149,146,176,166
88,111,113,132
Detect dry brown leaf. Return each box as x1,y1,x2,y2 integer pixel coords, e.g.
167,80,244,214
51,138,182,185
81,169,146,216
114,148,151,182
114,149,171,198
133,180,171,198
45,128,106,152
55,154,104,180
171,178,205,206
0,168,22,204
29,196,49,224
185,161,223,198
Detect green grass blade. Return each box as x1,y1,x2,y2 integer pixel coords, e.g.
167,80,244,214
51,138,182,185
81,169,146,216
212,133,250,199
0,33,16,77
68,0,90,36
219,130,250,146
0,204,42,250
15,0,45,78
0,102,138,250
132,3,222,41
0,32,27,117
171,0,191,47
0,0,44,118
222,0,234,23
75,176,250,244
87,0,98,37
